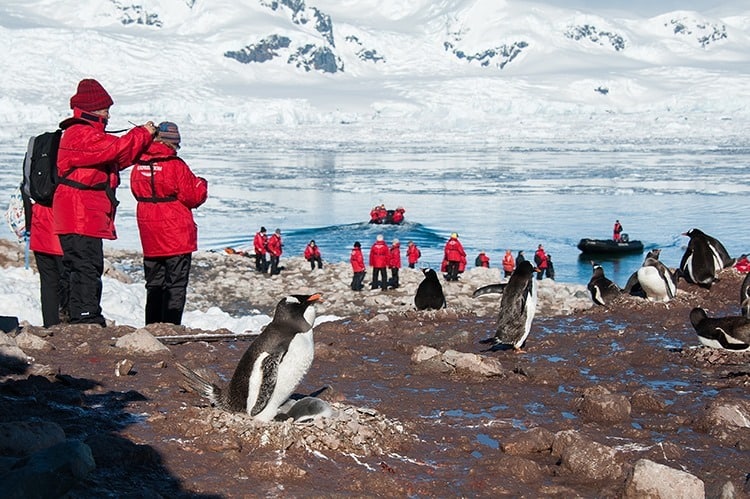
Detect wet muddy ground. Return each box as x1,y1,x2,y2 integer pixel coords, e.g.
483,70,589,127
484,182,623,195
1,246,750,497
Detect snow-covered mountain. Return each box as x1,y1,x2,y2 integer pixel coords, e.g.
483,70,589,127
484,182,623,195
1,0,749,138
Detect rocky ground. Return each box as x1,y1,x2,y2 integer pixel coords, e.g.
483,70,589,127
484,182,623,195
0,240,749,498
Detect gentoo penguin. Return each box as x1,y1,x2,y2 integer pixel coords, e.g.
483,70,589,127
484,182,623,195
478,260,537,351
177,293,321,422
587,262,621,306
741,273,750,318
414,268,446,310
689,307,750,351
624,249,677,302
679,228,734,289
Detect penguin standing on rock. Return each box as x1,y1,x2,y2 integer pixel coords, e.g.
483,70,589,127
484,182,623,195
414,268,446,310
587,262,621,306
177,293,322,422
476,260,537,352
741,273,750,318
689,307,750,351
679,228,734,289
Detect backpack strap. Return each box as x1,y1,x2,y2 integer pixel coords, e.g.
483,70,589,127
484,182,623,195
134,156,180,203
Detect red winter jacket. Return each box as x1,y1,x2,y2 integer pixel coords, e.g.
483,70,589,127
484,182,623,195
350,247,365,272
53,109,153,239
267,233,283,257
407,244,421,265
254,232,268,255
369,240,389,268
130,141,208,258
29,203,62,256
389,243,401,269
304,244,321,261
444,237,466,262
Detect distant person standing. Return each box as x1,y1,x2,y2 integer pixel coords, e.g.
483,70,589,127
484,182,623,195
253,226,268,272
444,232,466,281
502,249,515,277
546,253,555,280
131,121,208,325
388,238,401,288
613,220,623,242
369,234,389,290
475,251,489,268
350,241,366,291
267,228,283,275
304,240,323,270
406,240,421,269
53,78,157,326
534,244,548,280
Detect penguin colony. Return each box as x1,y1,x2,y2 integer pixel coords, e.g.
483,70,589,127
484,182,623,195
586,228,748,352
177,227,747,424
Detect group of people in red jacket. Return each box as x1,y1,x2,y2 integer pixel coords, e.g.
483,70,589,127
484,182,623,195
29,78,208,328
349,236,421,291
253,226,284,275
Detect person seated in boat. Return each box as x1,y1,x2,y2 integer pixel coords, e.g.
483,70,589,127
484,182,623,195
391,206,405,224
369,204,388,224
613,220,623,242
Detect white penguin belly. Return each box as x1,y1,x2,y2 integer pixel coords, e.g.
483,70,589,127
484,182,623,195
250,330,315,422
638,267,673,302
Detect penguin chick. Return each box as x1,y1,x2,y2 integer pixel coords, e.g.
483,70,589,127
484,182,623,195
414,268,446,310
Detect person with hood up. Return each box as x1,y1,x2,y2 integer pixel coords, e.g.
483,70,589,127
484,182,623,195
369,234,389,290
53,78,157,326
443,232,466,281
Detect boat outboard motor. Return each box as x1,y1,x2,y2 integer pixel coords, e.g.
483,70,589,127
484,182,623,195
621,233,629,242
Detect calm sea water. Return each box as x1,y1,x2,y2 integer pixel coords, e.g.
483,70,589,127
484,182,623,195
1,131,749,288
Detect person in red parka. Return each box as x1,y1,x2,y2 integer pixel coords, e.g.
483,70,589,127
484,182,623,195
369,234,389,290
28,201,69,328
267,228,283,275
304,240,323,270
534,244,548,280
253,226,268,273
406,240,421,268
131,121,208,325
388,238,402,289
53,78,156,326
443,232,466,281
475,251,490,268
350,241,366,291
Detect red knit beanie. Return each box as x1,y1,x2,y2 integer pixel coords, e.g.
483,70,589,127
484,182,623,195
69,78,114,112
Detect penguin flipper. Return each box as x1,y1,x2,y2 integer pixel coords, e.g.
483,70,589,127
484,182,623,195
473,283,506,298
176,362,223,407
250,352,283,417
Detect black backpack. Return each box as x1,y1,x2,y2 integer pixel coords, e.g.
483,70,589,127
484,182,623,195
21,129,62,207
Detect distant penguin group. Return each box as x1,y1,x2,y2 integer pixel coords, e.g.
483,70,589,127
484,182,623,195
177,293,330,422
475,260,538,351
